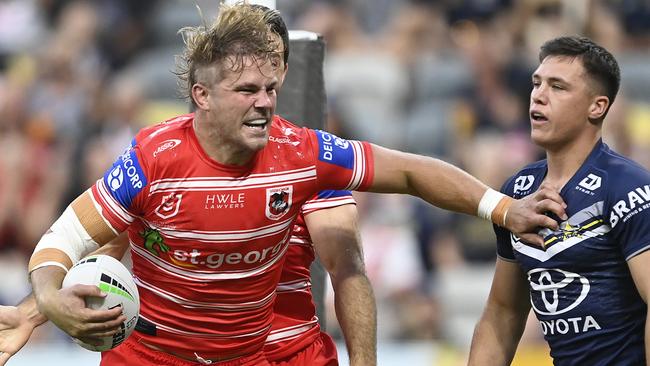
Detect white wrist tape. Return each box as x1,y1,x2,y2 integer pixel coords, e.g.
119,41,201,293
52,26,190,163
31,206,100,271
477,188,507,221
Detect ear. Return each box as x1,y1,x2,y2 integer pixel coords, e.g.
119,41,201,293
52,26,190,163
588,96,609,121
277,63,289,86
191,84,210,111
282,63,288,80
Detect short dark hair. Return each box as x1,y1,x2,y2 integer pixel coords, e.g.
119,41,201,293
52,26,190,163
539,36,620,108
251,4,289,64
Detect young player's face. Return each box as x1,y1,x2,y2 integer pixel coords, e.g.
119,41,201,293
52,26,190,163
529,56,600,150
206,55,282,158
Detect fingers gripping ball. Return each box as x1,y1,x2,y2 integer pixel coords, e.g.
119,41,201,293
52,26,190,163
62,255,140,351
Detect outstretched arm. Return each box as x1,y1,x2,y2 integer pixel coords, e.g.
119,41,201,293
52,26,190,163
468,258,531,365
369,144,566,246
306,203,377,366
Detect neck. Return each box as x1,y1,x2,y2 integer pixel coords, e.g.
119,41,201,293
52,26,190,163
193,115,255,166
544,133,601,187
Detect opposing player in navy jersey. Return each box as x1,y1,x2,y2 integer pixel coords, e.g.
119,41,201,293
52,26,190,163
469,36,650,366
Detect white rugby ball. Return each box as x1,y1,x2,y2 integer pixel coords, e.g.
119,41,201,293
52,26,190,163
62,254,140,352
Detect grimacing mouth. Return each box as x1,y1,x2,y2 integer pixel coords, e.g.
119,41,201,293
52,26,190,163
243,118,269,129
530,110,548,122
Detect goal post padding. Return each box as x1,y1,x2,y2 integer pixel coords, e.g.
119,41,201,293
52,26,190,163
276,31,328,329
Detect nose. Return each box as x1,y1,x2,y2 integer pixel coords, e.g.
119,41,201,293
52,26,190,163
531,84,547,105
254,90,273,109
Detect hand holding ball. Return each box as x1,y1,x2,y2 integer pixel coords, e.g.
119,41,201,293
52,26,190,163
62,255,140,351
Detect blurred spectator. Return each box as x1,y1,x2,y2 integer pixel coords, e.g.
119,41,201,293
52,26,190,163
615,0,650,45
0,0,45,68
66,74,146,202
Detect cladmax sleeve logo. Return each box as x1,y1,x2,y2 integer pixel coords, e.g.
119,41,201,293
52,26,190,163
315,130,354,169
103,148,147,209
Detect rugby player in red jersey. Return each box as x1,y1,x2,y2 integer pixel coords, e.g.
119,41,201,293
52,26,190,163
11,3,566,366
0,7,376,366
264,191,374,366
0,192,372,366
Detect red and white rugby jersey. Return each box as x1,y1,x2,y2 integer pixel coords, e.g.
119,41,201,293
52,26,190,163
89,114,373,360
264,190,355,361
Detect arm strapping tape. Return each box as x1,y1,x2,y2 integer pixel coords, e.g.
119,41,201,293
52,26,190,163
29,206,100,272
477,188,511,227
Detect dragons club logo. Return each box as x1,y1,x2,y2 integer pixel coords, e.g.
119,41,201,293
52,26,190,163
265,186,292,220
140,228,169,258
139,228,196,268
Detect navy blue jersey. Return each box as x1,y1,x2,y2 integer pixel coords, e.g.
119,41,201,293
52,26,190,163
496,141,650,365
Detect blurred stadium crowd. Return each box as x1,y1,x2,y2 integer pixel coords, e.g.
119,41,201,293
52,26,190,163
1,0,650,361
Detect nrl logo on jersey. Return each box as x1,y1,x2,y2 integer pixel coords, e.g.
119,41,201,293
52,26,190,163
265,186,292,220
155,193,182,219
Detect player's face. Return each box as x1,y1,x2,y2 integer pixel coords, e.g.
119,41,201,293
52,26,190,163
529,56,600,150
205,55,281,159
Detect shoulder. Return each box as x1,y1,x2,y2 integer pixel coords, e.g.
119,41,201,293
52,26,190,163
595,146,650,221
595,146,650,231
134,114,194,158
269,115,311,141
596,144,650,189
267,115,315,155
501,159,547,198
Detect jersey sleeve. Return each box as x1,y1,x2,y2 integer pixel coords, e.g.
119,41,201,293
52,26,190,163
301,190,355,216
608,170,650,260
89,144,148,233
495,176,517,261
307,129,374,192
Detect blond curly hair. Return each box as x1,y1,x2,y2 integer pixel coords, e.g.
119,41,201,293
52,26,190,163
176,2,282,104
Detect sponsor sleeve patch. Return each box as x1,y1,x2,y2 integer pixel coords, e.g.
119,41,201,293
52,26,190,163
103,149,147,209
316,130,354,169
610,183,650,259
317,190,353,199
